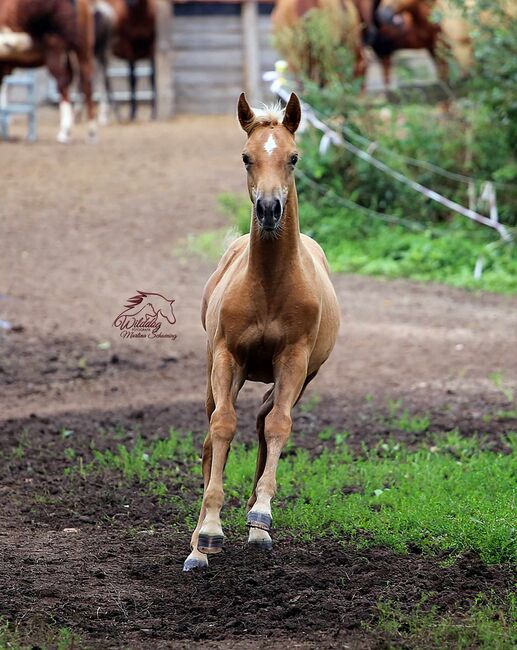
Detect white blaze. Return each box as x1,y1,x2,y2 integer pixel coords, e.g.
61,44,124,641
264,133,277,156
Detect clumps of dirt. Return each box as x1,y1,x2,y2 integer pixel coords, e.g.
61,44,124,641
0,333,147,389
0,529,512,649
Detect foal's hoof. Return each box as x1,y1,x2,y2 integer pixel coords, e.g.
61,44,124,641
198,533,224,554
249,538,273,551
248,525,273,550
247,511,272,531
183,557,208,572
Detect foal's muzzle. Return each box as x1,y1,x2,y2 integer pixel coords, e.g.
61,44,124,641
256,197,283,231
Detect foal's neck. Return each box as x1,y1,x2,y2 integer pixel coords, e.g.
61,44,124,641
248,185,301,279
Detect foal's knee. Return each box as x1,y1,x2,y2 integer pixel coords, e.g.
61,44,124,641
209,407,237,442
264,409,292,443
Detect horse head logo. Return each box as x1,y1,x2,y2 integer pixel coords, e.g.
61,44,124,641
120,290,176,325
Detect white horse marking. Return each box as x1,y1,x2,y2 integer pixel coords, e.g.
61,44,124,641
57,100,73,144
0,29,33,57
264,133,277,156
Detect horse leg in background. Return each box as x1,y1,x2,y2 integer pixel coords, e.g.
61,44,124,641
129,60,137,120
150,54,157,120
247,346,308,542
77,54,97,141
94,2,119,124
197,346,243,553
247,386,274,549
353,44,368,92
104,60,121,122
430,44,453,113
45,37,74,143
380,55,392,94
97,54,111,125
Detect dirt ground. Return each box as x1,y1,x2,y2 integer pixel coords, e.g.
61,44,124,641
0,112,516,649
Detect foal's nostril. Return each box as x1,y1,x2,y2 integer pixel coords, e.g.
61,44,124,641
273,198,282,222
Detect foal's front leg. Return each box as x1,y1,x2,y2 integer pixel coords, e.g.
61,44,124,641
185,346,242,567
247,346,308,546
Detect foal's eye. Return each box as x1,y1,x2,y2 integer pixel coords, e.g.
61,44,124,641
242,153,251,166
289,153,299,166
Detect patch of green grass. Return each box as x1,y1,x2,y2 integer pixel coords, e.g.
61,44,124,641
372,592,516,649
318,426,337,441
74,430,516,564
385,400,431,433
0,618,80,650
497,410,517,420
184,229,228,261
489,372,515,402
90,431,199,483
223,431,516,563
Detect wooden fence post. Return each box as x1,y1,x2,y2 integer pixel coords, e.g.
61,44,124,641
241,0,261,104
157,0,174,118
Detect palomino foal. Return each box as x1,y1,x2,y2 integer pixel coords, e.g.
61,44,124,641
184,93,340,571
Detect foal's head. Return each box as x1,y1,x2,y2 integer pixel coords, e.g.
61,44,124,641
237,92,301,233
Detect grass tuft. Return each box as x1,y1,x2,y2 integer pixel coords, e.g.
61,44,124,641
372,592,517,649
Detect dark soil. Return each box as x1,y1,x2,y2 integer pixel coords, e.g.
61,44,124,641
0,490,513,650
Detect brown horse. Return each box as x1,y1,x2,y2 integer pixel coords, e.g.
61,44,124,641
272,0,367,83
374,0,471,87
96,0,156,121
0,0,96,142
184,93,340,571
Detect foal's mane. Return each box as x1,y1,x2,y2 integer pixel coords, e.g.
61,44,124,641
247,102,285,132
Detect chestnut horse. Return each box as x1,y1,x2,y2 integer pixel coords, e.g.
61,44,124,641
184,93,340,571
374,0,472,87
95,0,156,121
272,0,367,83
0,0,96,142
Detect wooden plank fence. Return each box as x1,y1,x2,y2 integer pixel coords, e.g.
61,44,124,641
171,1,277,115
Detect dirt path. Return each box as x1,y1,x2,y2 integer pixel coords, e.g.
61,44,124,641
0,114,516,648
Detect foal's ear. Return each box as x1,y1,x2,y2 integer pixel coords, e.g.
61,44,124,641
237,93,255,133
282,93,301,135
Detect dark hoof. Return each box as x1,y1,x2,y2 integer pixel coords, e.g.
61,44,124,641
183,557,208,572
247,511,272,531
249,539,273,551
198,533,224,554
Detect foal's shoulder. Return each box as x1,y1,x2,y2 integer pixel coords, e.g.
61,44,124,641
201,235,249,329
300,234,331,272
